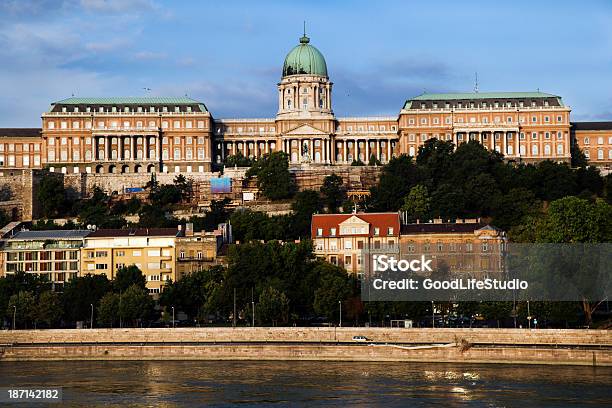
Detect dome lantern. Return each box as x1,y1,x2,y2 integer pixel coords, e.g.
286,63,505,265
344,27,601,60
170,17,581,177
282,32,328,78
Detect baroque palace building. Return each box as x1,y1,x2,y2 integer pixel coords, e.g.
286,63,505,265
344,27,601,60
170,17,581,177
0,32,611,174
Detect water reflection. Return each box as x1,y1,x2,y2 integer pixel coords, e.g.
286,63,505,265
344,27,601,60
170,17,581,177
0,361,610,407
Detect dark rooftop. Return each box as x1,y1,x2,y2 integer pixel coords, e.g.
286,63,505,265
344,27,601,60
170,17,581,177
571,122,612,131
401,223,488,234
9,230,90,240
0,128,42,138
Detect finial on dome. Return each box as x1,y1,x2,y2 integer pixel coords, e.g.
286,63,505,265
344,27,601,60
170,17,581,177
300,21,309,43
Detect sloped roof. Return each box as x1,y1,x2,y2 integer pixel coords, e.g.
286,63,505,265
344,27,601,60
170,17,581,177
403,92,563,109
49,97,208,113
312,213,400,238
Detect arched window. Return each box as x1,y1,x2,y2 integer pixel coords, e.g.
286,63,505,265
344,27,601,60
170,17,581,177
532,145,538,155
544,145,551,155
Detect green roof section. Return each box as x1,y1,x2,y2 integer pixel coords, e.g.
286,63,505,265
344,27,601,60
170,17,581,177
404,92,563,109
282,35,328,78
52,97,208,112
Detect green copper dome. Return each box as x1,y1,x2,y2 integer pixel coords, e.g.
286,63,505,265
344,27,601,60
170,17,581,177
282,35,328,78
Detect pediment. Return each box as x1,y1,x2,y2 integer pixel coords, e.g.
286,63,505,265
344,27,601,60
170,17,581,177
285,124,328,136
340,215,369,226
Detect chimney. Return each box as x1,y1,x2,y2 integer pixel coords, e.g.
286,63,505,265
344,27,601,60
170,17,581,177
185,222,194,237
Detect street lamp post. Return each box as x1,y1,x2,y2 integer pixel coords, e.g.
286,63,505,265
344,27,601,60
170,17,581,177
431,301,435,328
172,306,175,328
90,304,94,329
252,301,255,327
12,305,16,330
338,300,342,327
527,300,531,329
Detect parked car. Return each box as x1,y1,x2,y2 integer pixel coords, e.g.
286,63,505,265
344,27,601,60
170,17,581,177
352,335,370,342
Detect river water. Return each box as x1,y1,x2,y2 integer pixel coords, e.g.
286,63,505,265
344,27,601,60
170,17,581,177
0,361,610,407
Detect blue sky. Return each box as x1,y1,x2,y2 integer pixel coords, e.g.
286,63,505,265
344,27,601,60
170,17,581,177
1,0,611,126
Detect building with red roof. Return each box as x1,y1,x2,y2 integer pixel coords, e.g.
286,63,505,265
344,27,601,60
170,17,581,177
311,212,400,274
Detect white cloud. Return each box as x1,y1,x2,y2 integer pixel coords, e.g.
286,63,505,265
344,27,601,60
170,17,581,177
133,50,168,60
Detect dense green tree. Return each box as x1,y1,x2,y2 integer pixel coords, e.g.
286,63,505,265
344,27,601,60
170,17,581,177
258,286,290,325
37,174,66,218
150,184,183,207
479,301,513,328
463,173,501,216
320,173,347,213
97,292,120,327
174,174,193,201
119,284,155,326
536,196,612,243
400,184,431,222
313,265,352,323
7,290,36,328
62,274,111,323
570,143,588,167
0,209,10,226
125,197,143,215
605,174,612,204
76,186,125,228
114,265,147,293
291,190,323,238
225,153,254,167
492,188,540,232
416,138,454,189
246,152,295,200
535,196,612,326
138,204,178,228
576,166,604,197
369,154,421,211
35,290,62,327
159,266,225,321
190,198,232,232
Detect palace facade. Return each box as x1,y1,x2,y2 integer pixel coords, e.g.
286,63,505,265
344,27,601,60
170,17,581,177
0,32,611,175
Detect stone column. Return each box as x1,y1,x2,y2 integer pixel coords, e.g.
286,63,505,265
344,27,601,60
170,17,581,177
366,139,370,162
278,88,283,112
106,136,111,161
387,139,391,160
354,139,358,161
502,132,507,156
157,135,162,163
343,140,347,163
131,136,136,160
298,139,302,162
